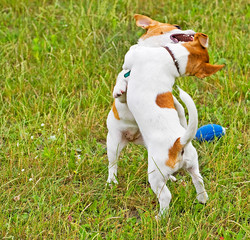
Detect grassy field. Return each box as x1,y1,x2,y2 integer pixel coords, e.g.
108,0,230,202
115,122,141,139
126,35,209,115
0,0,249,239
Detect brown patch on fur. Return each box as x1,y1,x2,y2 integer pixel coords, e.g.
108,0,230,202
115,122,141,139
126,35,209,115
166,138,183,168
141,24,177,40
156,92,176,109
112,101,120,120
123,130,141,142
134,14,179,40
183,33,224,78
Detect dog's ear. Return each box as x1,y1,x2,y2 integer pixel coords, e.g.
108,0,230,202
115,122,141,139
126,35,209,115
196,63,224,78
194,33,209,48
134,14,158,29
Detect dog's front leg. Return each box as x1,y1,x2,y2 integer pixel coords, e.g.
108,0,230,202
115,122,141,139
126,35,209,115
113,70,129,103
113,46,136,102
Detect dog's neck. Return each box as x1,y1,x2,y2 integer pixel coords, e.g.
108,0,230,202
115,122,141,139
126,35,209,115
163,43,190,77
163,46,181,76
138,40,190,77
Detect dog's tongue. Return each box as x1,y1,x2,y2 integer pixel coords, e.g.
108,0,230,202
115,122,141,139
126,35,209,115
172,37,179,43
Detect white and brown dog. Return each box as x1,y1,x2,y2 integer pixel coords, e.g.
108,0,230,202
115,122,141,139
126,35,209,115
107,14,196,184
115,33,224,216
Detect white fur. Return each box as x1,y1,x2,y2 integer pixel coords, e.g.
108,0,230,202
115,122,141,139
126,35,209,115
106,28,192,185
123,45,208,216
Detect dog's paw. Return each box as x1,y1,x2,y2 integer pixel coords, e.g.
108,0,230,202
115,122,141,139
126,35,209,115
106,177,118,186
197,192,208,204
169,175,177,182
113,88,126,98
155,208,168,220
113,81,127,98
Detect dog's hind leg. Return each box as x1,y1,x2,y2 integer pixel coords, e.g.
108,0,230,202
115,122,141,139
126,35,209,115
185,151,208,204
148,156,172,217
106,131,128,184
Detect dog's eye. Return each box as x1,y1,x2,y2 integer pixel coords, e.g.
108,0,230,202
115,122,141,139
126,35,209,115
181,149,184,155
173,25,181,30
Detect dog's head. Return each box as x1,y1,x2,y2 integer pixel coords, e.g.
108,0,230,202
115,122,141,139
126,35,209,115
135,14,195,47
182,33,224,78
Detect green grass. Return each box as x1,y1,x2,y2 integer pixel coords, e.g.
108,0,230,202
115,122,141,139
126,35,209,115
0,0,249,239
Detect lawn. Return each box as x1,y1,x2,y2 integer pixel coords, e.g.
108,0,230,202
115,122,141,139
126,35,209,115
0,0,249,239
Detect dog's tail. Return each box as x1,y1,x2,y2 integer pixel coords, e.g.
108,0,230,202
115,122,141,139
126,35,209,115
165,87,198,169
178,87,198,146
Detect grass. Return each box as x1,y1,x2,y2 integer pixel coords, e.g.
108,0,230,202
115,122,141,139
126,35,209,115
0,0,249,239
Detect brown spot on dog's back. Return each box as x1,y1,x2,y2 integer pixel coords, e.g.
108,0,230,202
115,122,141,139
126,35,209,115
112,101,120,120
166,138,183,168
156,92,175,109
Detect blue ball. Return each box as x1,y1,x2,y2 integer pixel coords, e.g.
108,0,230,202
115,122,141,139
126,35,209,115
195,124,226,142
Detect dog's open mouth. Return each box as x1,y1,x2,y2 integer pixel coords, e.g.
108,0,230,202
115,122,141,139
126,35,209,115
170,34,194,43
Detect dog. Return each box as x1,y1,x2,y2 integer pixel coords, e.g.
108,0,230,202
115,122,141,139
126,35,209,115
118,33,224,216
107,14,196,184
